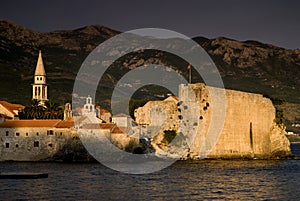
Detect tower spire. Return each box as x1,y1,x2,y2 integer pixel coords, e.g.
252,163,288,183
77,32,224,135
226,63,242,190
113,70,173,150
34,50,46,76
32,50,48,104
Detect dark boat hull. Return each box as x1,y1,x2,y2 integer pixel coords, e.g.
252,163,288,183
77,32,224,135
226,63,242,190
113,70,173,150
0,173,48,179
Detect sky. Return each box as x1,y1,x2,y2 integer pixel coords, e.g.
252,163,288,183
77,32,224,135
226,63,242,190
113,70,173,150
0,0,299,49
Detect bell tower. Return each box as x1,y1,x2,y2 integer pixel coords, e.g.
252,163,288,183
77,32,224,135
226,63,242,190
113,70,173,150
32,50,48,104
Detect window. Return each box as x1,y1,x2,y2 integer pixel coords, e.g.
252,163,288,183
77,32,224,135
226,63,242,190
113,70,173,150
5,143,9,148
36,132,39,136
60,132,63,136
5,131,9,136
26,132,28,136
16,144,19,148
48,143,53,148
34,141,39,147
47,130,54,135
16,132,20,136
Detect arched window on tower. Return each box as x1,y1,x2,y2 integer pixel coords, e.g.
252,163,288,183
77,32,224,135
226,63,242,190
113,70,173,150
42,86,45,99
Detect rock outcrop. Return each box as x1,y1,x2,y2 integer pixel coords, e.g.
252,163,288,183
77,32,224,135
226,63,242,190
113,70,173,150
269,123,291,158
135,83,292,159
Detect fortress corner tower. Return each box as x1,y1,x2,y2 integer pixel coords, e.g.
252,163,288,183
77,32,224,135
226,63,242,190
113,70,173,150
32,50,48,104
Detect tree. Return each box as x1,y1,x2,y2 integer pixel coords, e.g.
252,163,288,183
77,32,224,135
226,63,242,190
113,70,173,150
19,99,45,119
43,100,63,119
275,108,284,124
19,99,63,120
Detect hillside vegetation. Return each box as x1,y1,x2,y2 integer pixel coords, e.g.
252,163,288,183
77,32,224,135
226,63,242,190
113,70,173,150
0,19,299,131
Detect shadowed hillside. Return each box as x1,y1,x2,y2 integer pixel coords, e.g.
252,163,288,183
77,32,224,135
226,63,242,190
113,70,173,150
0,19,299,131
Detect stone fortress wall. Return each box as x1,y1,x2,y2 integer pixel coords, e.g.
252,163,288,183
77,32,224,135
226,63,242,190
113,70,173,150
135,83,291,159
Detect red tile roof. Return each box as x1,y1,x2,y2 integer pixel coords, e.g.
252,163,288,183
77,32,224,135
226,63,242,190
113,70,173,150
55,120,75,128
81,124,101,129
111,126,127,134
0,101,25,115
100,109,111,115
0,120,61,128
113,113,131,118
0,114,12,119
81,123,115,130
100,123,115,129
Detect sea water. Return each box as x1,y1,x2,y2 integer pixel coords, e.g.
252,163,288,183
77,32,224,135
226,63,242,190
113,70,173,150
0,144,300,200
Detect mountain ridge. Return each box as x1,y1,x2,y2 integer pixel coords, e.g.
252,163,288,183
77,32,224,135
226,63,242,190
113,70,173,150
0,19,299,131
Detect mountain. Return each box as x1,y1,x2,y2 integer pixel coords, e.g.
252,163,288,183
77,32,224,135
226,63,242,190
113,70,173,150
0,19,299,131
0,19,120,104
194,36,300,100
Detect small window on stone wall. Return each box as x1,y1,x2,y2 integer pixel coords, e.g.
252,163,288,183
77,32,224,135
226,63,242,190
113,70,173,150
16,132,20,136
34,141,39,147
47,130,54,135
60,132,63,136
16,144,19,148
36,132,39,136
48,143,53,148
5,131,9,136
5,143,9,148
26,133,28,136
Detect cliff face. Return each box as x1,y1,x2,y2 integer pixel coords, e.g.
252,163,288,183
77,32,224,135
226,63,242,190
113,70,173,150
269,123,291,158
135,97,180,146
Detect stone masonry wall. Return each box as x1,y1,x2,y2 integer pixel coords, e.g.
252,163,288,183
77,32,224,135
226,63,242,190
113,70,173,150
0,127,73,161
135,83,291,159
183,84,291,159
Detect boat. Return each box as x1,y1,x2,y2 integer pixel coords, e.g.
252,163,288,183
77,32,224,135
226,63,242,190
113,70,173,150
0,172,48,179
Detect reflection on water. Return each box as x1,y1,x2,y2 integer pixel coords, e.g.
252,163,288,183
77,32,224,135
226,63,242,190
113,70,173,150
1,145,300,200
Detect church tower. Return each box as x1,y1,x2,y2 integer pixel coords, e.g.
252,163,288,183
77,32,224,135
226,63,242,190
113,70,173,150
82,96,96,117
32,50,48,104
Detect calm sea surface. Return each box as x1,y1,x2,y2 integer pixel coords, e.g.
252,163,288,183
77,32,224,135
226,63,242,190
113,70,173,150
1,144,300,200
